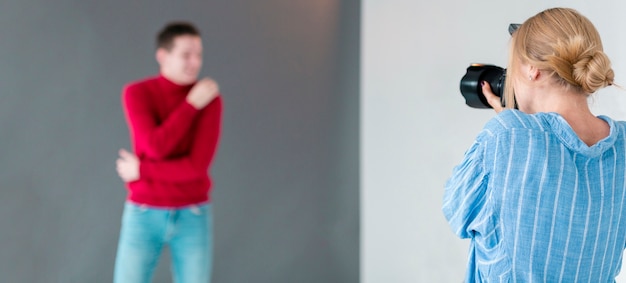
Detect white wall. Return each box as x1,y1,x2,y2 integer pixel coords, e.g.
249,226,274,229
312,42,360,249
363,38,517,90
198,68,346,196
361,1,626,282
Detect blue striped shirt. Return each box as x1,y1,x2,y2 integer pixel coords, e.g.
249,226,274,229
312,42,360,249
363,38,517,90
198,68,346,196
443,109,626,282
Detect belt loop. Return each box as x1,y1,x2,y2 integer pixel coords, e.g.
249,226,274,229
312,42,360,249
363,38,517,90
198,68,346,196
190,205,201,215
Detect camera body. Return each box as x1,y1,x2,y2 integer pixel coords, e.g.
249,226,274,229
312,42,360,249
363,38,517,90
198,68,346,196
460,64,506,109
458,24,521,109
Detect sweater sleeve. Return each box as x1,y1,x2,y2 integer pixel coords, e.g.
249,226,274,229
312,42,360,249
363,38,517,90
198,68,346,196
139,96,223,182
122,83,199,159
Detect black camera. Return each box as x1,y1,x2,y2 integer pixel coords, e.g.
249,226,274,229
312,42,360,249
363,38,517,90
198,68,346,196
459,64,506,109
459,23,520,109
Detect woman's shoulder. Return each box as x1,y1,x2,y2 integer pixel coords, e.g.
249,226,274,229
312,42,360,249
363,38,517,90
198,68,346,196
602,116,626,135
484,109,544,132
608,116,626,127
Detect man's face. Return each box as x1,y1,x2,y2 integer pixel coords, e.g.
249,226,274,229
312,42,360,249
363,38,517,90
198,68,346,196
157,35,203,85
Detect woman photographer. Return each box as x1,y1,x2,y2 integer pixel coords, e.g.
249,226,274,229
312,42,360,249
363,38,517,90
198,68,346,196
443,7,626,282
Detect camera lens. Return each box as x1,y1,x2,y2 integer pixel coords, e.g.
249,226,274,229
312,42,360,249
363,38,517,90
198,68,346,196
460,64,506,109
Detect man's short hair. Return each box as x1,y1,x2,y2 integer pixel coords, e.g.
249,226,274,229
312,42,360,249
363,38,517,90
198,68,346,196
156,21,200,51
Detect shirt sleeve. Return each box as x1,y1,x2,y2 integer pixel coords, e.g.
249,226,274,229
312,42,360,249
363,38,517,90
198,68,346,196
139,96,223,182
442,138,490,239
123,83,200,159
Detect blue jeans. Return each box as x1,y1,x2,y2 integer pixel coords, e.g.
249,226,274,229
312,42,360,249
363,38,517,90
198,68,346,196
113,202,213,283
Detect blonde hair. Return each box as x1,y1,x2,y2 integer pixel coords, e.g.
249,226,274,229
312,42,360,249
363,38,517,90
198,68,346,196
503,8,615,108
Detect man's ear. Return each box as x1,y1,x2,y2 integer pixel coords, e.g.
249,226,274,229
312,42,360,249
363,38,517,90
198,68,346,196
155,48,167,65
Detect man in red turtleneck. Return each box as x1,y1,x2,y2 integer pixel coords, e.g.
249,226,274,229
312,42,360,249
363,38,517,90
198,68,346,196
113,22,222,283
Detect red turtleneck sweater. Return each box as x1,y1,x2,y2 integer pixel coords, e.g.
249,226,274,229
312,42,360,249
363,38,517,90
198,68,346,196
121,75,222,207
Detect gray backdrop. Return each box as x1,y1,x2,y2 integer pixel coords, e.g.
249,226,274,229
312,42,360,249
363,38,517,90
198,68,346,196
0,1,359,282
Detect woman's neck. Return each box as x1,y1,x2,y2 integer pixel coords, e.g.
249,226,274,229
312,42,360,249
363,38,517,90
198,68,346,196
530,89,609,146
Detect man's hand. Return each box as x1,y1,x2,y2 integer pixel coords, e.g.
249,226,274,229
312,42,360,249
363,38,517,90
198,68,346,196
482,81,504,113
116,149,140,182
187,77,220,109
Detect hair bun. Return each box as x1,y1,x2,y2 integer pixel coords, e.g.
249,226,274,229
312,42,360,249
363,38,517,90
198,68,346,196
547,36,614,93
572,50,614,93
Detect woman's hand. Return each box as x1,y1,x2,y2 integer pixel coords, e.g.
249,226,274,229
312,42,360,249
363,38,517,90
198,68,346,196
482,81,504,113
